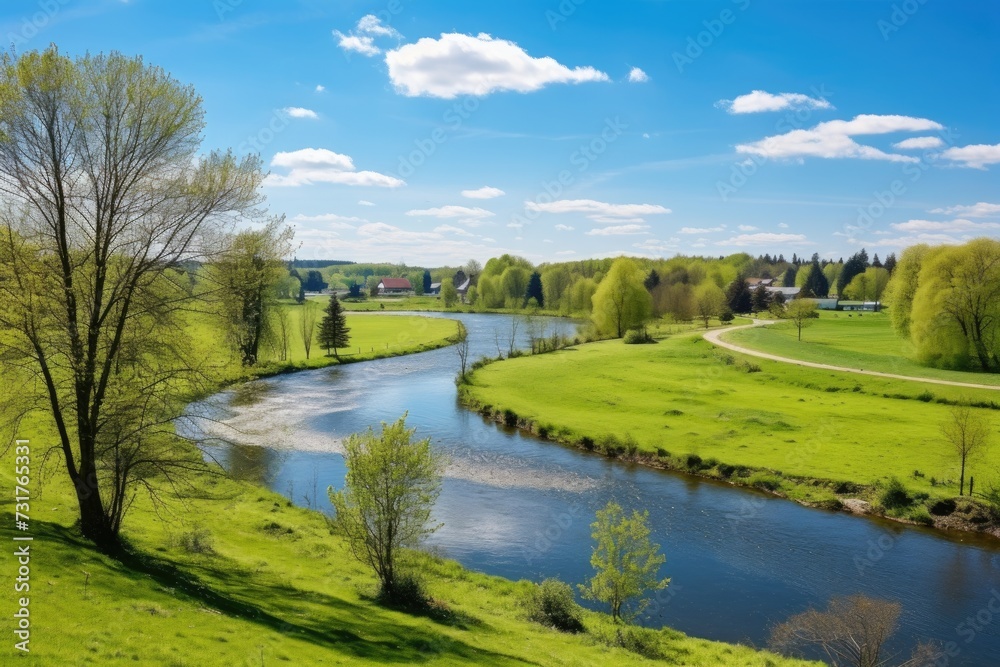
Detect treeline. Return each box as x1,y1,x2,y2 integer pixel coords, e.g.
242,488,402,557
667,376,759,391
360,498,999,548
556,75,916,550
885,238,1000,372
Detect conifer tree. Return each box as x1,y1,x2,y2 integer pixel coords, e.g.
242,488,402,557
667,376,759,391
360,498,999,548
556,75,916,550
318,293,351,359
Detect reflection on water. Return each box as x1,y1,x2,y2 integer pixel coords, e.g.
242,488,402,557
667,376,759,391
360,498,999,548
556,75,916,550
183,312,1000,666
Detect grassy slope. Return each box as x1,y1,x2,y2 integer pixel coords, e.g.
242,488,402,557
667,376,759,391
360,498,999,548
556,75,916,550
726,313,1000,386
0,313,810,666
461,329,1000,504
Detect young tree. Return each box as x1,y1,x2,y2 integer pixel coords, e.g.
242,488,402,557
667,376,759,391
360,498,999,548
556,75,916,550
0,48,263,549
441,280,459,308
455,334,470,382
804,256,830,297
695,283,726,329
273,305,292,362
580,501,669,623
328,416,443,599
212,218,295,366
299,301,317,360
941,404,990,496
318,294,351,359
591,258,652,338
786,299,819,341
782,266,798,287
525,271,544,307
770,595,906,667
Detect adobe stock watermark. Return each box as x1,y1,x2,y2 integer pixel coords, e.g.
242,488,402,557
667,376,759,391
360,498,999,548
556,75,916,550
236,109,292,155
396,96,482,179
844,126,959,245
877,0,929,41
522,501,583,566
673,0,751,74
717,84,834,202
6,0,70,49
919,589,1000,666
545,0,587,30
508,116,628,230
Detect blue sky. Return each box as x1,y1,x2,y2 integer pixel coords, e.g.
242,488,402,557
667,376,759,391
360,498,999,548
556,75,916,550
6,0,999,265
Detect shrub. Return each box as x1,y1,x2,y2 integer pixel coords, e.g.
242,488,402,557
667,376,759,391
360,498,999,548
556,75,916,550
592,623,664,659
717,463,737,478
877,477,912,510
379,572,430,611
502,409,518,427
684,453,703,470
179,527,215,555
739,360,762,373
523,579,584,633
917,390,935,403
623,327,656,344
747,472,782,492
655,447,670,458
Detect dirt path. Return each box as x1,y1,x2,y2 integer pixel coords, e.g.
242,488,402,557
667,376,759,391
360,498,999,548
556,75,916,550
703,320,1000,391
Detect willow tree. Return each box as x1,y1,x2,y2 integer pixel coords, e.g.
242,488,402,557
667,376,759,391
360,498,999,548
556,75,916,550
0,48,263,550
591,257,652,338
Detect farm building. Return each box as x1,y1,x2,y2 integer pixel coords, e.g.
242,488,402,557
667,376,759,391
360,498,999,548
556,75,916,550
377,277,413,295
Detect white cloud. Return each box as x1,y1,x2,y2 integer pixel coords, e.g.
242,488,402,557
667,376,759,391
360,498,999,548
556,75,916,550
893,136,943,150
405,205,494,226
524,199,670,222
628,67,649,83
334,15,401,57
585,224,650,236
264,148,404,188
633,238,677,253
554,224,575,231
433,224,474,236
461,186,505,199
736,114,944,163
315,85,325,93
291,213,364,229
719,90,833,114
941,143,1000,169
679,226,725,234
738,225,758,231
890,218,1000,232
334,33,379,56
284,107,318,119
385,33,609,98
718,232,810,247
877,233,970,248
778,223,789,228
931,202,1000,218
358,200,375,206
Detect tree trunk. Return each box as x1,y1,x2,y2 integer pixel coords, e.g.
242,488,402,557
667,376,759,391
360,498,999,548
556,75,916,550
72,468,117,550
959,456,966,496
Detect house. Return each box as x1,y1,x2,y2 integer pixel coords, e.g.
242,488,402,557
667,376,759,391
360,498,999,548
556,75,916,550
376,277,412,295
765,286,801,299
456,277,471,297
838,301,878,312
747,278,774,288
427,282,441,295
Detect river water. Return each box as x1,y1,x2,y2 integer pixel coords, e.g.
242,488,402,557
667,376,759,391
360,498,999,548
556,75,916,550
182,312,1000,666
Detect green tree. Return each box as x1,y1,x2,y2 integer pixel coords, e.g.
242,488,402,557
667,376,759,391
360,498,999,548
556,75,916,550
785,299,819,341
299,301,317,360
694,283,726,328
569,276,598,313
303,269,328,292
328,416,443,599
726,274,753,314
318,294,351,359
212,218,294,366
0,48,263,549
422,269,432,294
782,266,798,287
525,271,544,307
542,266,572,312
883,244,933,337
580,501,669,623
591,258,652,337
837,249,869,296
441,280,459,308
803,256,830,297
751,284,771,313
941,403,990,496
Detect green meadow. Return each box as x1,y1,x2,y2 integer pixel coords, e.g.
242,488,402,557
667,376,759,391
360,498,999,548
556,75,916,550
460,327,1000,511
1,312,813,666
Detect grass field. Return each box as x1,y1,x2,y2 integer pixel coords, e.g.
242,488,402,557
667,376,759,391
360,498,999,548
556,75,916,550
725,313,1000,387
460,329,1000,511
0,312,812,666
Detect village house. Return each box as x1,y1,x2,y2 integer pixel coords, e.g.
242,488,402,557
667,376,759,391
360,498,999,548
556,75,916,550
376,277,413,295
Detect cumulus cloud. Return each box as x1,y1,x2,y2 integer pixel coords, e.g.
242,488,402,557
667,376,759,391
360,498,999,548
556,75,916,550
736,114,944,163
385,33,609,98
719,90,833,114
433,224,474,236
334,14,401,57
890,218,1000,232
524,199,670,223
893,136,943,150
778,223,789,228
406,205,495,226
283,107,318,119
556,250,576,256
554,224,575,231
358,200,375,206
315,85,325,92
877,233,970,248
461,186,505,199
941,143,1000,169
585,224,650,236
738,225,758,231
633,238,678,253
718,232,810,247
264,148,404,188
628,67,649,83
679,226,726,234
931,202,1000,218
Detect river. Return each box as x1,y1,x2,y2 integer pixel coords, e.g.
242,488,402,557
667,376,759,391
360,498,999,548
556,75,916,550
182,312,1000,666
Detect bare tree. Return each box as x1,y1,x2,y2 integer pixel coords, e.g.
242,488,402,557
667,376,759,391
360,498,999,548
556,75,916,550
941,403,990,496
508,315,520,357
0,48,262,549
299,302,317,360
770,595,900,667
273,305,292,362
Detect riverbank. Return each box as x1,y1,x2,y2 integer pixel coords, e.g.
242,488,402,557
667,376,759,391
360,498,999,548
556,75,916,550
459,330,1000,541
0,313,812,665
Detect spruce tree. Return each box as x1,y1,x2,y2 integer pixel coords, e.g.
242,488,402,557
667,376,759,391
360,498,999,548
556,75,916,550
318,293,351,359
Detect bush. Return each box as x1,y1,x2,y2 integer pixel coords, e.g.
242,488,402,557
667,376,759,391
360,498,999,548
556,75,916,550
623,327,656,344
747,472,782,492
379,572,430,611
523,579,584,633
592,623,664,659
917,390,935,403
684,453,703,470
877,477,912,510
179,527,215,555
